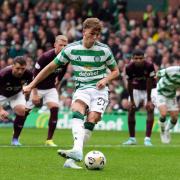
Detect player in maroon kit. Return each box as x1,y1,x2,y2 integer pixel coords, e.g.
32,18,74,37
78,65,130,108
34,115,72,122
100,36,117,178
0,56,33,146
123,49,156,146
26,35,68,146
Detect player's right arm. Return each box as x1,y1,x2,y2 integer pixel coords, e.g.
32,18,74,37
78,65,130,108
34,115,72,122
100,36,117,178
156,69,166,79
23,48,69,94
23,61,59,95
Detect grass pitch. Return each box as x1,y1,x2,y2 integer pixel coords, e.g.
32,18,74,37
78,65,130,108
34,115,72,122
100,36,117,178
0,128,180,180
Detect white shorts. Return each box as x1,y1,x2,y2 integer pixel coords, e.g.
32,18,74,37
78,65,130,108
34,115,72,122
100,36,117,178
26,88,59,109
156,93,179,111
72,88,109,114
129,88,157,107
0,92,26,109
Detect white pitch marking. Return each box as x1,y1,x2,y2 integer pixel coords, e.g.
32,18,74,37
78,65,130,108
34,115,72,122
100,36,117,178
0,144,180,148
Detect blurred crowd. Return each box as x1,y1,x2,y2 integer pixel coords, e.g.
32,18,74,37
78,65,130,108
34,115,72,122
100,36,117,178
0,0,179,112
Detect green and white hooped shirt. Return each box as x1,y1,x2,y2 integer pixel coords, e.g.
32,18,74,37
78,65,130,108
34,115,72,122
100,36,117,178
157,66,180,98
54,40,117,90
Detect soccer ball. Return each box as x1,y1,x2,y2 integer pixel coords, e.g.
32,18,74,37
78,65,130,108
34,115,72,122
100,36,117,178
84,150,106,170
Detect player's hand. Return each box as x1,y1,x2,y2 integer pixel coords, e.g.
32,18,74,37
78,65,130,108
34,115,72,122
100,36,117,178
23,85,32,95
96,78,109,90
32,94,41,106
128,101,136,111
146,101,154,112
0,109,9,121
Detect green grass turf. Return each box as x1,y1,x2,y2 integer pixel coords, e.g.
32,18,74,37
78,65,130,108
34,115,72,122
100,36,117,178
0,128,180,180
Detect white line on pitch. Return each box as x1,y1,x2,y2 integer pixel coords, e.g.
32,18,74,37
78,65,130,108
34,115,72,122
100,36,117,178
1,144,180,148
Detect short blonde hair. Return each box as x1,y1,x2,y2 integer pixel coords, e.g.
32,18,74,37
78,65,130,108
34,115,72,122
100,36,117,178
55,35,68,42
83,18,102,33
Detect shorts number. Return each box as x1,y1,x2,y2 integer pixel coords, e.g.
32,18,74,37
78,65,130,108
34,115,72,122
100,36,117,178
97,98,105,106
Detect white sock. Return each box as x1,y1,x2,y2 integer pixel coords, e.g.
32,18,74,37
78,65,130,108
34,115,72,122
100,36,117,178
165,121,176,131
145,137,150,141
72,118,84,152
83,129,92,145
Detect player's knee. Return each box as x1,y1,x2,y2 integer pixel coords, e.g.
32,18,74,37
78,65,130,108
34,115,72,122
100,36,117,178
87,112,101,123
72,111,84,120
15,108,26,116
160,111,167,117
158,106,167,117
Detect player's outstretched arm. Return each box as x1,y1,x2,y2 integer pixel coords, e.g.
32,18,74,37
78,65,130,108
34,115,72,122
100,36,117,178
23,61,59,94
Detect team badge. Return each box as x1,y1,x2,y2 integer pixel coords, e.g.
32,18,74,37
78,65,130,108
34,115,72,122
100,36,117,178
94,56,101,62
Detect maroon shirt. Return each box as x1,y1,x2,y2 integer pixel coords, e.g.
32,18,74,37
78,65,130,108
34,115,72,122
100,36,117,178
0,66,33,97
125,60,156,90
34,49,67,90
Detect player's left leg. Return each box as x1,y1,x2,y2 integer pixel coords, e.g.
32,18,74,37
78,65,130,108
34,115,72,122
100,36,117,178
162,97,179,144
12,105,26,146
166,111,179,131
83,88,109,145
44,88,60,147
164,110,179,144
61,111,100,168
145,108,154,146
10,92,27,146
156,93,169,143
83,112,101,144
144,88,156,146
46,102,59,147
58,98,88,163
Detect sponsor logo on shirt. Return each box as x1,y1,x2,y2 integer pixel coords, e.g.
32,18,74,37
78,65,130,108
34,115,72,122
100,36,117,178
79,71,99,77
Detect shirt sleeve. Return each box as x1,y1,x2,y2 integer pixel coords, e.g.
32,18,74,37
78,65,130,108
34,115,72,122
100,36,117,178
53,48,70,66
157,69,166,78
105,48,117,70
57,64,68,81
